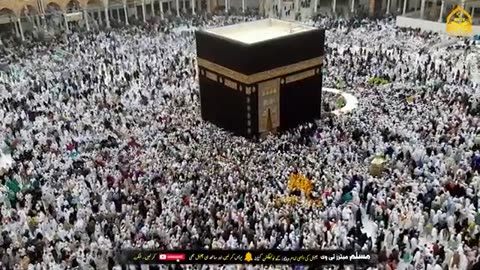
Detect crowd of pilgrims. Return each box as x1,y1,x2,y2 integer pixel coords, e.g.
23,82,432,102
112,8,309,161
0,11,479,270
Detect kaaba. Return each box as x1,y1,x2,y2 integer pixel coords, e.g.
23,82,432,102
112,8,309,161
196,19,325,138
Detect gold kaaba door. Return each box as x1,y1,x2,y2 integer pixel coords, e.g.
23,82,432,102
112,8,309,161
258,78,280,134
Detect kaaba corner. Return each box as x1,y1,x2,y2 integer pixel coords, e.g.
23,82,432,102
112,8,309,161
196,19,325,138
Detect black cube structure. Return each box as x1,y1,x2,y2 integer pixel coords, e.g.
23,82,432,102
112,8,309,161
196,19,325,138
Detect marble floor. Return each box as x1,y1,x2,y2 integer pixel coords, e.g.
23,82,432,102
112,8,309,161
322,87,359,115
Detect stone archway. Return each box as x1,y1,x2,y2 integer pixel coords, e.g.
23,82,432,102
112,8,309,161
0,7,22,40
0,8,17,34
44,2,64,30
21,5,39,16
84,0,105,28
0,3,21,16
20,4,40,28
108,0,125,23
66,0,82,12
0,7,16,18
65,0,83,31
45,2,64,14
86,0,105,10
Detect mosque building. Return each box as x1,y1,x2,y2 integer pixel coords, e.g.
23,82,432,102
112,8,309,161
0,0,478,40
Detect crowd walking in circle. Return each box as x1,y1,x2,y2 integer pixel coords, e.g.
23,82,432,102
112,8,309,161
0,13,479,270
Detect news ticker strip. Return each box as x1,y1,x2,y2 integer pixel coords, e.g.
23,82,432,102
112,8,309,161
118,250,377,265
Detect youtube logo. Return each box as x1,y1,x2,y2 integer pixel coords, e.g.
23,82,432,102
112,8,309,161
158,253,186,262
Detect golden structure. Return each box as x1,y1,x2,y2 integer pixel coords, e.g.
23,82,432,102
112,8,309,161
369,155,387,177
446,5,473,36
287,173,313,196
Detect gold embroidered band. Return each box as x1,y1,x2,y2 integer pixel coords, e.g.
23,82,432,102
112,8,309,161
205,70,217,81
224,78,238,90
285,69,316,84
197,56,323,85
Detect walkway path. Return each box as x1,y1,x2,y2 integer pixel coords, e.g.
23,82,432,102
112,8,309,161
322,87,359,115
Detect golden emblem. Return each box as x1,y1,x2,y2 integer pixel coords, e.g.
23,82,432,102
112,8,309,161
446,5,473,36
245,252,253,262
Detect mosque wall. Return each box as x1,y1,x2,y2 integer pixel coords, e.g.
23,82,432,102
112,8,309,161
0,0,454,20
396,15,480,35
228,0,259,10
279,69,322,131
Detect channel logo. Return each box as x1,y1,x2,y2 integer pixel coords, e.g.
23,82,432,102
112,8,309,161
159,253,186,262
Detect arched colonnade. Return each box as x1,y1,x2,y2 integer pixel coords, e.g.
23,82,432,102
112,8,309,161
0,0,231,40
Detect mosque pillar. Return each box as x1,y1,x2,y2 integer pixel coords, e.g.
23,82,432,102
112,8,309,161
351,0,354,13
18,19,25,41
183,0,186,13
95,11,100,24
431,0,437,17
192,0,195,14
206,0,211,12
84,9,90,30
295,0,299,13
402,0,407,14
420,0,425,18
64,13,69,31
123,3,129,24
277,0,281,17
438,0,444,22
152,0,156,16
105,7,110,27
225,0,228,13
332,0,336,13
368,0,378,16
461,0,465,9
14,18,20,36
472,7,475,18
142,0,147,21
41,15,47,29
242,0,245,12
314,0,318,12
386,0,391,14
176,0,180,16
133,4,138,19
35,16,41,28
159,0,164,18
